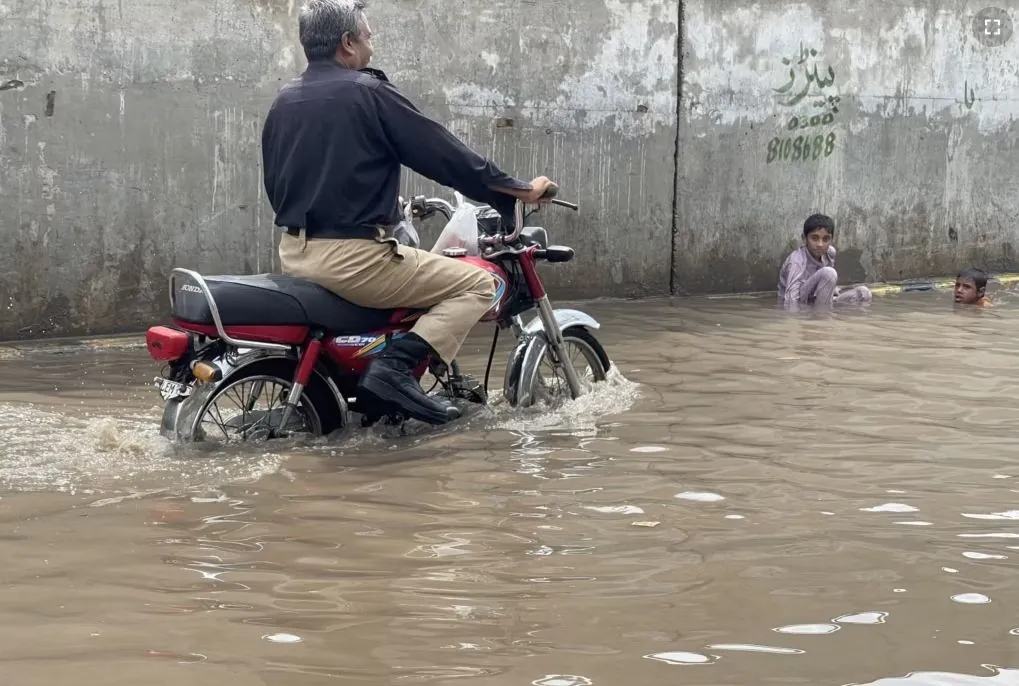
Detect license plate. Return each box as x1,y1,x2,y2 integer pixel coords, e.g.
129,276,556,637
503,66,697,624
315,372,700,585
153,376,193,400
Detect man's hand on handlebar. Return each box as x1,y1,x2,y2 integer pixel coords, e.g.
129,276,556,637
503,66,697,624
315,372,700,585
501,176,558,204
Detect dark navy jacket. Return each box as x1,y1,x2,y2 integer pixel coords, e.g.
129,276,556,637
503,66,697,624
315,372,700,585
261,61,530,238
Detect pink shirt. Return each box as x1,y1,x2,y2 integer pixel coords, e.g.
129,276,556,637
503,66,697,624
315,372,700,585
777,246,835,305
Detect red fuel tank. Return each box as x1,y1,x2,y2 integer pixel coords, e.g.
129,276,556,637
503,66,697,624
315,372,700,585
458,256,511,322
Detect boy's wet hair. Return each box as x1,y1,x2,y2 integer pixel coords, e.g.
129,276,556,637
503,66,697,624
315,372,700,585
957,267,989,291
803,213,835,237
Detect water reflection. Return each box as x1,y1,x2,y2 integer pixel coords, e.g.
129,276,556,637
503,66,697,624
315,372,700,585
851,666,1019,685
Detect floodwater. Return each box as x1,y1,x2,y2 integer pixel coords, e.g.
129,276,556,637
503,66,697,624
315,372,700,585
2,293,1019,685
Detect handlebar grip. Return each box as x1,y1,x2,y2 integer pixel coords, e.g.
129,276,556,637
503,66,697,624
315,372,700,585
540,183,560,200
550,198,579,211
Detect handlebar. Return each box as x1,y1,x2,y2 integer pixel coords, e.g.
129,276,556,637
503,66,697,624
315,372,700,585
403,195,455,222
403,183,578,250
482,183,578,248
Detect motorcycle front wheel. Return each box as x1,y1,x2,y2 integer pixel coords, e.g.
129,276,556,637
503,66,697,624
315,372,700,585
507,326,611,409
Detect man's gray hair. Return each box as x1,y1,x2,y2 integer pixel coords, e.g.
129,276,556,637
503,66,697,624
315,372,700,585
299,0,367,61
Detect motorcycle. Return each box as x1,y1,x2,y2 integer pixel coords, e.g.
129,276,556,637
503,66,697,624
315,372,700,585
144,186,612,443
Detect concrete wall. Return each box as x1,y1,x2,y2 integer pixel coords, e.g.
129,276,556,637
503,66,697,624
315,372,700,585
0,0,679,340
0,0,299,338
2,0,1016,339
378,0,679,301
675,1,1019,294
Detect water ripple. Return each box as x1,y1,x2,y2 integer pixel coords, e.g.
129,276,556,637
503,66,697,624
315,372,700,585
4,298,1019,684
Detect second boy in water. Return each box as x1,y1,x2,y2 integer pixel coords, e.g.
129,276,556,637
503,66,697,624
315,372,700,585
954,268,992,307
777,214,872,309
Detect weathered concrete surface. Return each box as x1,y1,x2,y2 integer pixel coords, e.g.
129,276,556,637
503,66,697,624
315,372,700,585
0,0,678,340
0,0,298,338
5,0,1019,339
675,1,1019,294
375,0,678,301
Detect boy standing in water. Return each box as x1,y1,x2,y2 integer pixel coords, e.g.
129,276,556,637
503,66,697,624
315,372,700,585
954,268,992,307
777,214,872,309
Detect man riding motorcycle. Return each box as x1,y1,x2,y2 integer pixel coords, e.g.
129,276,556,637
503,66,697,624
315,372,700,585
261,0,557,425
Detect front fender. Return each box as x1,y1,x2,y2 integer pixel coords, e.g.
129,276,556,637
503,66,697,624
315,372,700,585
521,308,601,335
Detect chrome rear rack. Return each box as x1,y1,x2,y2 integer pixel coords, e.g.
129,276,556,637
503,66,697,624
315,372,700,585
168,268,291,352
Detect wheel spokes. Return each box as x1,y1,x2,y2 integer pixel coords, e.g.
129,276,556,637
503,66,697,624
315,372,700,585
534,339,599,406
193,377,316,444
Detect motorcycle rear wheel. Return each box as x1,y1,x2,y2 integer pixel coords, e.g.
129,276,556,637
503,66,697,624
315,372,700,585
170,359,336,444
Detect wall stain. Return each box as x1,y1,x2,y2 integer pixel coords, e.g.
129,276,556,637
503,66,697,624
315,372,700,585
249,0,294,13
836,247,867,284
961,80,976,110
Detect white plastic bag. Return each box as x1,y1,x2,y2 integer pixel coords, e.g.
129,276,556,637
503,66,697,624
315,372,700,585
430,192,481,256
391,198,421,248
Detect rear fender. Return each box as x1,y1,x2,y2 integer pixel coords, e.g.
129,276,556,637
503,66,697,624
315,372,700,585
502,309,602,407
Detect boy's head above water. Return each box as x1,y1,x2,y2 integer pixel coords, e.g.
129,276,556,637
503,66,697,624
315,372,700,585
954,268,989,305
802,214,835,260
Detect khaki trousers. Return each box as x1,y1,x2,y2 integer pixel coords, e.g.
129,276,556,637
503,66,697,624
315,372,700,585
278,230,496,364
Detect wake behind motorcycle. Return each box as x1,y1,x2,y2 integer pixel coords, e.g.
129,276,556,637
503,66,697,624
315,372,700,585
144,186,611,443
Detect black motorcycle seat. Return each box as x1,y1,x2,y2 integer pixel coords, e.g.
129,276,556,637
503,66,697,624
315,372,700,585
172,273,411,335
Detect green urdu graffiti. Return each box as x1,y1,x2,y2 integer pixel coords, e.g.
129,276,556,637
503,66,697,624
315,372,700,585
767,42,840,164
773,44,836,107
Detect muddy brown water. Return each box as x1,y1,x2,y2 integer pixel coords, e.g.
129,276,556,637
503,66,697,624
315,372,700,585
2,294,1019,685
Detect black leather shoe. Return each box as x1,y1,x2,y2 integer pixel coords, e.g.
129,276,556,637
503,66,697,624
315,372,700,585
357,333,460,425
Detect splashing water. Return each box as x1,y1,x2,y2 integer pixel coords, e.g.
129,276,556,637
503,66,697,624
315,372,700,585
0,367,641,494
0,402,285,495
491,366,641,432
